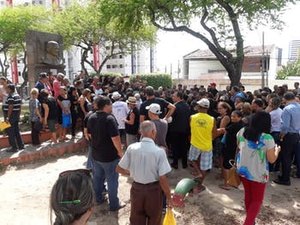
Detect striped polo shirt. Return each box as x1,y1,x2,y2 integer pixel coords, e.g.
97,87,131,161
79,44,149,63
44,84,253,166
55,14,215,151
3,92,22,112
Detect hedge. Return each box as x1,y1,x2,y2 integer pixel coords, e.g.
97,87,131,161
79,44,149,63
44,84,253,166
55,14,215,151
130,73,172,89
90,72,122,78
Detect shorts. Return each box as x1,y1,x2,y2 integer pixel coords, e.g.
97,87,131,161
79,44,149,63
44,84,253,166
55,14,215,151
48,119,57,133
188,145,213,171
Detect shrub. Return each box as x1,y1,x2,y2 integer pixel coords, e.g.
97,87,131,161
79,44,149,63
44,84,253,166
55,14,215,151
130,73,172,89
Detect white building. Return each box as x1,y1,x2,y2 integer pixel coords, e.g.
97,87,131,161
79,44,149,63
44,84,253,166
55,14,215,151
288,40,300,62
183,45,282,81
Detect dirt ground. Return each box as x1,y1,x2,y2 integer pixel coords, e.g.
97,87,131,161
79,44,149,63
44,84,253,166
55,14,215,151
0,153,299,225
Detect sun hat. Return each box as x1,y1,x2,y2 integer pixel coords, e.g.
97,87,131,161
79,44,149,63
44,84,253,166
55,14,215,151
126,96,137,104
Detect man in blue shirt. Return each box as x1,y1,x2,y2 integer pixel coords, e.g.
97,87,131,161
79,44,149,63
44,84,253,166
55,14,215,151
274,92,300,185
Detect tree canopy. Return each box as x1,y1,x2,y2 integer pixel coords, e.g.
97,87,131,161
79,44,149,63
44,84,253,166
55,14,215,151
0,6,48,77
44,2,156,74
98,0,298,86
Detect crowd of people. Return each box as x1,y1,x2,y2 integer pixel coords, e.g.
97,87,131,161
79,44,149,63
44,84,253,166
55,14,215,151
1,72,300,225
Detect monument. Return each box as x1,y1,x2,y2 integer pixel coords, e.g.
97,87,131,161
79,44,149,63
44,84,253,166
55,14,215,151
26,30,65,90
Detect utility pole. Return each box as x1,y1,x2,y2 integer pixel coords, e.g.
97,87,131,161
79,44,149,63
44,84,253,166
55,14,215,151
261,32,265,88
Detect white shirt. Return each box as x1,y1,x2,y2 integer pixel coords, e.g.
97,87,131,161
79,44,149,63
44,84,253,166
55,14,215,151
119,138,171,184
270,108,282,132
112,100,129,129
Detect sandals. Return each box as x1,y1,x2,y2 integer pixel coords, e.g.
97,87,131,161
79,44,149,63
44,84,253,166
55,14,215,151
219,184,231,190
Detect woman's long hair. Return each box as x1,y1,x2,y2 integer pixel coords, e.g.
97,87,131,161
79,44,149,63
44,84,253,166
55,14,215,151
50,171,95,225
243,111,271,142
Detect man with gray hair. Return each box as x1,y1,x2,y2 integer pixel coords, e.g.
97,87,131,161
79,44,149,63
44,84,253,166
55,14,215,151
116,121,173,225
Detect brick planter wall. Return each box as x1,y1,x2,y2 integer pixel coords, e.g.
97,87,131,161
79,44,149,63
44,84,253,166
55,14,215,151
0,130,52,149
0,139,88,167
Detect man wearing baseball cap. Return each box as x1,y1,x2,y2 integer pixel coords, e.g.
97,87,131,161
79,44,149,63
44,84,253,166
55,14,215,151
189,98,217,192
140,86,175,122
146,103,168,149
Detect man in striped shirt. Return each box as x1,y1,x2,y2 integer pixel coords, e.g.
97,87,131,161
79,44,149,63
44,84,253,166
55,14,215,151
3,84,24,152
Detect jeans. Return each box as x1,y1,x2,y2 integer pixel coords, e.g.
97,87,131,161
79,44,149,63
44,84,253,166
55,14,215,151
93,158,120,210
280,133,300,181
7,120,24,150
295,141,300,177
241,177,266,225
86,143,93,170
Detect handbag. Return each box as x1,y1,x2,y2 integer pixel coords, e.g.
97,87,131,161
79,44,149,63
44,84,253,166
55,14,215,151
163,208,176,225
0,121,11,131
226,159,241,188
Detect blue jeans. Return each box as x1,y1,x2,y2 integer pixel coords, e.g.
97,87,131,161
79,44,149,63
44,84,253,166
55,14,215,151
93,158,120,210
86,143,93,170
7,120,24,150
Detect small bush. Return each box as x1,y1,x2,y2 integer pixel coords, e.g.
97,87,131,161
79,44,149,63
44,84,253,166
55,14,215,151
130,73,172,89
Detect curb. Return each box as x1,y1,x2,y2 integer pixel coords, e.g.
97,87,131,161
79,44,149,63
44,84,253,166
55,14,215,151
0,139,88,167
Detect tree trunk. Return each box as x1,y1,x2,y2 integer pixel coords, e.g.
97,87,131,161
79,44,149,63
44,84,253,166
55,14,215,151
21,50,28,88
80,48,89,76
0,58,4,76
3,50,10,78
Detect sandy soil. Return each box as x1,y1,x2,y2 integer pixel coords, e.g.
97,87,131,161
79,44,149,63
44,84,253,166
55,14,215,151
0,153,299,225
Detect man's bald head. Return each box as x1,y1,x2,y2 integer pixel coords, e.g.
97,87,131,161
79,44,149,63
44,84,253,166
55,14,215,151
140,121,156,139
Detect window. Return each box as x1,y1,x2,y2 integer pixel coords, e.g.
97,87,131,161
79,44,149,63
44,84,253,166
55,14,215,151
119,64,123,68
39,0,43,4
119,55,123,59
112,65,117,68
106,65,111,69
112,55,117,59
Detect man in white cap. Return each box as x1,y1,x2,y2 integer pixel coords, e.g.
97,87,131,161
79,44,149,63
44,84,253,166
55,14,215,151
140,86,175,122
146,103,168,149
188,98,217,192
111,91,129,146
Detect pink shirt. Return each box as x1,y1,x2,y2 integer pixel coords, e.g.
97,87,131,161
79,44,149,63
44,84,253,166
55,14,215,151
53,79,61,99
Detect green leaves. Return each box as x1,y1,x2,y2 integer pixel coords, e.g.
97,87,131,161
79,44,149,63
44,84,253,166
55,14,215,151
276,59,300,80
0,6,48,53
130,73,172,89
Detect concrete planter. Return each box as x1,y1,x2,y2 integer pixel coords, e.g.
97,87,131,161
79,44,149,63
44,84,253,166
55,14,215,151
0,130,52,149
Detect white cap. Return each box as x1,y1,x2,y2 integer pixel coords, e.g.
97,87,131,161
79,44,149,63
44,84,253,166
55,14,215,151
112,91,121,100
197,98,210,108
146,103,162,114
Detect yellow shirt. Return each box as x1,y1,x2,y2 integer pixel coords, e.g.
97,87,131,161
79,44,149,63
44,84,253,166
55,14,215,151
190,112,214,151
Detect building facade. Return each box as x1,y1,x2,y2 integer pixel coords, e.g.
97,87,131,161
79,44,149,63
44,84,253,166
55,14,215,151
288,40,300,62
182,45,282,82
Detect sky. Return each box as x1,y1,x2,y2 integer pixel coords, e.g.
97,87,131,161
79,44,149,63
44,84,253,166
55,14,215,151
156,3,300,75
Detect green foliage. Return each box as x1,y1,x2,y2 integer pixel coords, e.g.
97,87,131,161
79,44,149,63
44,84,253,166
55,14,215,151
130,74,172,89
276,60,300,80
0,6,48,52
90,72,122,77
98,0,298,86
41,2,156,74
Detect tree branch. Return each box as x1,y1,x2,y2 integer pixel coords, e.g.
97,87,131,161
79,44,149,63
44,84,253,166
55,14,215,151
200,7,233,59
148,6,232,71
